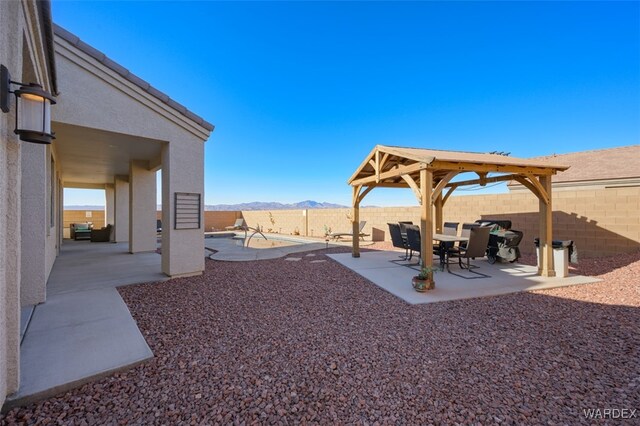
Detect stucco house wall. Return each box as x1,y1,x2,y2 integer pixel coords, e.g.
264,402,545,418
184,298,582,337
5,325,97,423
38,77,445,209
0,0,57,407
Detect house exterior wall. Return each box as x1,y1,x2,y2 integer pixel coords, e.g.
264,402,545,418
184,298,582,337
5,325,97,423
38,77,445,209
129,160,157,253
20,144,47,306
114,177,129,242
161,140,205,277
0,0,55,408
205,186,640,258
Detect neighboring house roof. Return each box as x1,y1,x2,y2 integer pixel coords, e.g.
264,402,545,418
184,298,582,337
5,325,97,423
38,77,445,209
520,145,640,184
53,24,214,132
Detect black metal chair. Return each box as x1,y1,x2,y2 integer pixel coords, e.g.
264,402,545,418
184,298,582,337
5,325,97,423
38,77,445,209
388,223,410,260
404,225,422,261
437,222,460,269
398,221,413,238
447,226,492,278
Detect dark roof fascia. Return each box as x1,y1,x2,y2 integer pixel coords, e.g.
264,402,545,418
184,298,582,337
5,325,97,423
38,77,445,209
53,23,214,133
37,0,57,95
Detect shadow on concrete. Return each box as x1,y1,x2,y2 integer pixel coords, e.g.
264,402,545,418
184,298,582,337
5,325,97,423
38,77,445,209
480,212,639,274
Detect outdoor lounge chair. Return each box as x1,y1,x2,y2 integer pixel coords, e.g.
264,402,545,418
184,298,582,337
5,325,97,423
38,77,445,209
70,223,92,240
446,226,492,278
90,224,113,242
328,220,369,241
225,218,246,231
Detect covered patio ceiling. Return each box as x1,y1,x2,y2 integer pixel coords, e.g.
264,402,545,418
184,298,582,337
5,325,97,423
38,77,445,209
347,145,570,278
54,122,165,187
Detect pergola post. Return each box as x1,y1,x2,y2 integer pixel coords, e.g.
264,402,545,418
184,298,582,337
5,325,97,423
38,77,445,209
419,168,433,271
351,185,360,258
538,175,555,277
434,194,443,233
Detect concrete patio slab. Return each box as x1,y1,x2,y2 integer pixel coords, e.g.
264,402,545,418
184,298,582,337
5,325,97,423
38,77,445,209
47,241,167,295
328,250,601,304
5,288,152,409
2,240,160,411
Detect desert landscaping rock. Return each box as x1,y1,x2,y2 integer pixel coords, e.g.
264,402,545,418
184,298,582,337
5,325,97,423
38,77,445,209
2,247,639,424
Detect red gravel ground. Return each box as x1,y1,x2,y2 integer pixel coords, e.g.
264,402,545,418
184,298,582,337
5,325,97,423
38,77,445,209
2,248,639,425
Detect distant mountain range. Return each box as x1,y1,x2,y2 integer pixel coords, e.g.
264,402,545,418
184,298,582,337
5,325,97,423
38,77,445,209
205,200,348,211
65,200,352,211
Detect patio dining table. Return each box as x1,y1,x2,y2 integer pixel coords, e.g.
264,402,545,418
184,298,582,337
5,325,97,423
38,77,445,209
433,233,469,271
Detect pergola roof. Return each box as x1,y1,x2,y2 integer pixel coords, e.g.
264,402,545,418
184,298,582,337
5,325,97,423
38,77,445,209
349,145,570,189
347,145,570,278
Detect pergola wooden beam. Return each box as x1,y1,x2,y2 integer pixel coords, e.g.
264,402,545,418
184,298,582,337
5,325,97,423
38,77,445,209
350,162,428,186
432,171,458,203
429,160,555,176
420,168,433,272
401,174,422,204
444,173,523,189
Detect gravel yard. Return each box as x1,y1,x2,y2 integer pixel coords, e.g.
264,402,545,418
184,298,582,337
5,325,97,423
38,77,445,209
2,248,639,424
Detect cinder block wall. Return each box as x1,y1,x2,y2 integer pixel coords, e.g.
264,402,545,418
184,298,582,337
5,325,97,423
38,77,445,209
66,186,639,258
203,211,242,232
200,187,639,258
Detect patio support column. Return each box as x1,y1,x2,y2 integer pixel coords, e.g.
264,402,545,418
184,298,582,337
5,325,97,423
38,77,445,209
419,167,433,270
20,143,47,306
113,176,129,242
538,175,555,277
434,194,443,233
129,160,156,253
105,184,115,227
351,185,360,258
161,141,205,277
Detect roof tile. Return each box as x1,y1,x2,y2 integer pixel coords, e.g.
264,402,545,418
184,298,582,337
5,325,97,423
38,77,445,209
530,145,640,182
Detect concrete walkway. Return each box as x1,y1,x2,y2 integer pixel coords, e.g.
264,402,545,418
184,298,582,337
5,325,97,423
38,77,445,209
4,241,164,410
329,250,601,304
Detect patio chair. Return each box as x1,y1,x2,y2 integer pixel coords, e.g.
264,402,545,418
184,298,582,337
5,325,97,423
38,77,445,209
404,225,421,261
388,223,409,260
90,224,113,242
398,221,413,236
442,222,459,236
328,221,369,241
70,223,92,240
225,218,246,231
457,222,479,250
436,222,460,267
447,226,492,278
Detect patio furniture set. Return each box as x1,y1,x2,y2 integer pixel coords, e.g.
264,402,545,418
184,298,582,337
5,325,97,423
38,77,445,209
70,223,113,242
388,220,523,278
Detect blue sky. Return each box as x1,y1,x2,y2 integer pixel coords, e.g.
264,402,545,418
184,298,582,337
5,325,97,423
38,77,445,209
55,1,640,207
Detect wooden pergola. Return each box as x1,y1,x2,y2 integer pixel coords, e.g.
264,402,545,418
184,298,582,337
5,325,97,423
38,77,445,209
347,145,570,277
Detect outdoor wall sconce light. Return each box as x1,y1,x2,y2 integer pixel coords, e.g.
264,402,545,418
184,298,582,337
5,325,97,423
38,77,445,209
1,64,56,144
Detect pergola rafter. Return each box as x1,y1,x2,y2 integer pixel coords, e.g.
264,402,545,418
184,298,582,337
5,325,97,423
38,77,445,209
347,145,569,277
